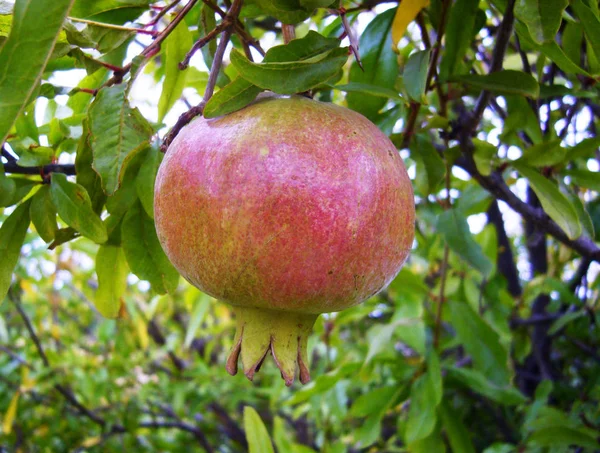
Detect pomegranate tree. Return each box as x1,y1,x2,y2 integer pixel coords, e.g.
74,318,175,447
154,95,415,386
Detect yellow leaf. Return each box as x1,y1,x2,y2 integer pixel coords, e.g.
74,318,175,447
81,436,102,447
392,0,430,47
135,316,149,349
2,391,20,434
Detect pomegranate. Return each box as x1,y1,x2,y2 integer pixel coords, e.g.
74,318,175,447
154,95,415,386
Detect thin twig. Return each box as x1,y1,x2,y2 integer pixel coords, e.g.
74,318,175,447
104,0,199,87
144,0,182,27
468,0,516,135
161,28,232,151
11,289,212,447
433,158,452,349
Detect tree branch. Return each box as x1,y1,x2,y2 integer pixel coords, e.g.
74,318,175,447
104,0,200,87
467,0,516,135
487,200,522,297
3,162,76,176
161,23,233,152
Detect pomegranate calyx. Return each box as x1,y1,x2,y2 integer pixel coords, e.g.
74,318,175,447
225,306,318,386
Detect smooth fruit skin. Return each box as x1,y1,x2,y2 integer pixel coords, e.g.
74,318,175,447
154,95,415,385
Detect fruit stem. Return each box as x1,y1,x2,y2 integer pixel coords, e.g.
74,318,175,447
225,306,318,386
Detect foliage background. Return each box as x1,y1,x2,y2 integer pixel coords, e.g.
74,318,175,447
0,0,599,451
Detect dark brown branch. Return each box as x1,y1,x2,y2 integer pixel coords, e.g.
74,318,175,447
468,0,516,135
144,0,182,27
453,149,600,263
3,162,76,176
487,200,522,297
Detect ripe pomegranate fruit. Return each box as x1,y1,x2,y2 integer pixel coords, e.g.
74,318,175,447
154,95,415,386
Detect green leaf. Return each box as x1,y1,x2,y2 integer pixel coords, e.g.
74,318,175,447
405,373,438,443
50,173,108,244
158,19,193,122
472,139,497,176
328,82,402,100
516,140,565,167
198,3,217,68
347,9,398,119
0,200,31,302
243,406,275,453
0,165,16,207
75,119,106,214
446,367,527,405
265,31,341,62
515,0,568,44
95,245,128,318
439,0,480,80
404,50,431,101
69,0,151,19
230,47,348,95
30,185,58,243
566,137,600,160
548,311,586,335
565,169,600,192
515,23,590,75
530,427,600,449
567,191,595,239
411,135,445,195
206,32,340,117
121,201,179,295
427,351,443,405
450,301,511,385
0,0,75,145
448,71,539,98
64,21,133,54
438,402,476,453
273,416,294,453
512,162,582,240
482,444,516,453
135,146,161,218
350,386,399,417
571,0,600,63
5,179,37,207
408,426,447,453
183,293,210,349
436,208,493,277
203,78,262,119
88,84,154,195
253,0,311,24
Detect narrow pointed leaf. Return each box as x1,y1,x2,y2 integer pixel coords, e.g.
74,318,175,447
436,208,493,276
158,19,193,122
392,0,430,46
244,406,275,453
231,47,348,95
88,84,154,195
513,162,581,240
0,200,31,302
121,201,178,294
404,50,431,101
515,0,568,44
95,245,128,318
347,9,398,118
204,78,262,118
50,173,107,243
30,185,58,243
0,0,75,145
448,71,539,98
